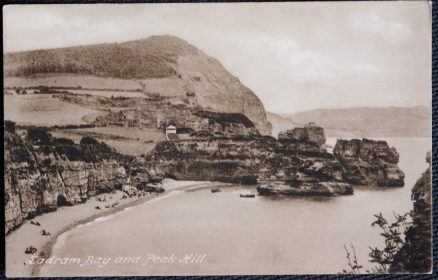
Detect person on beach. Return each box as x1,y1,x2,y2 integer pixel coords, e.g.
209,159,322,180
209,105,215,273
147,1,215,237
30,221,41,226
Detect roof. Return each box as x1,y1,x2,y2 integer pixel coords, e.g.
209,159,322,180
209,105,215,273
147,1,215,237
166,125,176,129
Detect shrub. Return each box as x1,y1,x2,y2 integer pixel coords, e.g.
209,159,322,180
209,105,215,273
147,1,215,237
27,127,53,145
80,136,99,145
52,137,75,146
4,120,16,133
341,211,411,274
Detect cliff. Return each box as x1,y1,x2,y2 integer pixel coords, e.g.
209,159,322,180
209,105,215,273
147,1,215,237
389,152,432,273
149,125,353,196
147,124,406,196
278,124,326,147
333,139,405,187
4,124,133,234
4,35,272,135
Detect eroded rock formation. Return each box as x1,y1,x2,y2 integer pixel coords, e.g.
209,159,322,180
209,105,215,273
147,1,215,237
4,125,131,234
5,119,408,234
148,124,354,196
333,139,405,187
278,123,326,148
149,124,405,196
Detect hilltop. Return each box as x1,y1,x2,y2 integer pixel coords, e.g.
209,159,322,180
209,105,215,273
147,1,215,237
4,35,272,135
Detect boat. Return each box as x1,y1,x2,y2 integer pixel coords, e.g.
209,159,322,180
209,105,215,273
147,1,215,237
239,193,255,198
143,184,165,193
211,188,221,193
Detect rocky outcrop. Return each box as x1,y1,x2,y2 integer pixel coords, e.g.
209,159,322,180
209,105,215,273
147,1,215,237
149,124,406,196
389,152,432,273
4,126,130,234
257,182,353,196
278,123,326,147
157,105,259,136
148,125,353,196
333,139,405,187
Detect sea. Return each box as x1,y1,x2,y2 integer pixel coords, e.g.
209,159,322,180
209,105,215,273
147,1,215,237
40,137,431,276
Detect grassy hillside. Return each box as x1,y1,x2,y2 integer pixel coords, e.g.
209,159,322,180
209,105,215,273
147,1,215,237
284,106,431,138
4,95,98,126
51,127,165,156
3,35,201,79
4,75,143,90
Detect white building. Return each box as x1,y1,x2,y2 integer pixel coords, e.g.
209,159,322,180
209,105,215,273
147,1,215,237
166,125,177,140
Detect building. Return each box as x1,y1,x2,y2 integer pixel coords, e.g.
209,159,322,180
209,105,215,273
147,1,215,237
165,125,177,140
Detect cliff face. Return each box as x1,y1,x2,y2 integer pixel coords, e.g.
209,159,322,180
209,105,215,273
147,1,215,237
4,127,129,234
176,54,272,135
148,125,353,196
389,152,432,273
4,35,272,135
278,125,326,147
333,139,405,187
157,105,259,136
148,125,406,196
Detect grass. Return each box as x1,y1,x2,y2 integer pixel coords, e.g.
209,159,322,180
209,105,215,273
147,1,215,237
139,77,186,97
67,89,146,98
4,75,143,90
51,127,165,156
4,95,98,126
4,38,179,79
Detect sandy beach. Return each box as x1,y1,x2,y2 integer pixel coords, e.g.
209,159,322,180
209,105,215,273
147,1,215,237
5,179,225,277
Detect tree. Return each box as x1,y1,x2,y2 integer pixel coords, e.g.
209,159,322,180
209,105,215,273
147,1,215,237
27,127,53,145
80,136,99,145
4,120,16,133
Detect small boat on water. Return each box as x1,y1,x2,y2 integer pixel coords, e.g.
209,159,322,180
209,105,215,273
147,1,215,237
211,188,221,193
239,193,255,198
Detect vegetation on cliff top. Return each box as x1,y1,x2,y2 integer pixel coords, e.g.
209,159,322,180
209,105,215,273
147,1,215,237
23,126,129,163
4,35,201,79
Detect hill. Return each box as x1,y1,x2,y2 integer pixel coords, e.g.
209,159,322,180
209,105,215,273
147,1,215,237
4,35,272,134
280,106,431,138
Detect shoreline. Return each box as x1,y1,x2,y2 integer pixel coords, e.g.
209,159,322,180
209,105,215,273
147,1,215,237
6,179,224,277
31,191,162,277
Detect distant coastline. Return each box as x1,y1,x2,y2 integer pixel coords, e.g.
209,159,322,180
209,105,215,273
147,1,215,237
268,106,431,138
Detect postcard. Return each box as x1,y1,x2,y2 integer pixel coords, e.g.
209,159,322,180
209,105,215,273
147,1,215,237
4,2,432,276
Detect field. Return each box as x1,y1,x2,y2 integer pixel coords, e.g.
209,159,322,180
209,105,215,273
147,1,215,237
4,95,99,126
4,74,143,90
51,126,165,156
139,77,187,97
67,89,147,98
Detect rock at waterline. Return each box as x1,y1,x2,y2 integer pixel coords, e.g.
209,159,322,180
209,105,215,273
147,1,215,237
333,138,405,187
257,182,354,196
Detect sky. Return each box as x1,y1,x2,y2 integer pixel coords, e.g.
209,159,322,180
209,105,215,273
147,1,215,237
3,2,432,114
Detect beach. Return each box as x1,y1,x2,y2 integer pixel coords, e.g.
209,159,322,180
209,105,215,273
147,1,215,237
5,179,225,277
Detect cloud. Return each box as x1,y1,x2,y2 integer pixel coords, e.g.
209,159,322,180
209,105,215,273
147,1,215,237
348,13,413,41
5,9,67,32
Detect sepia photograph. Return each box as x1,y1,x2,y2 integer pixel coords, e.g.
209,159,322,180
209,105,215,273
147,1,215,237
3,1,432,277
